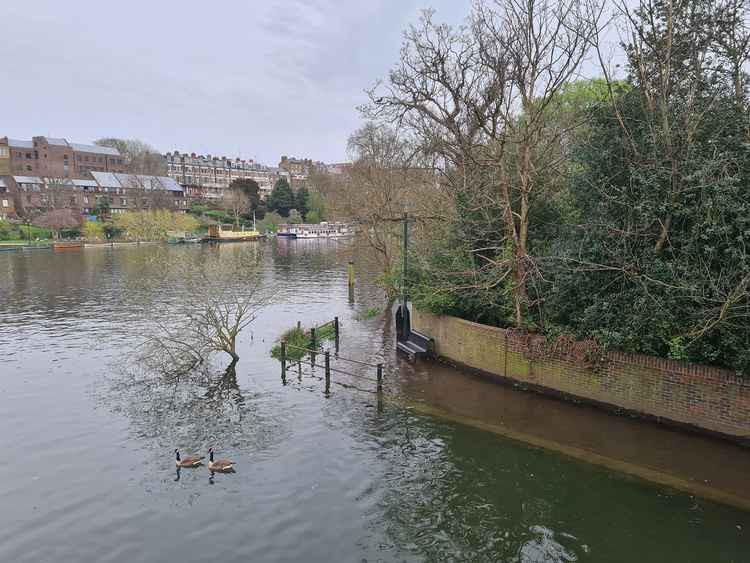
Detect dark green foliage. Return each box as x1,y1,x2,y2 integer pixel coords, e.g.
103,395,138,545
545,92,750,371
294,186,310,220
267,178,294,217
411,50,750,373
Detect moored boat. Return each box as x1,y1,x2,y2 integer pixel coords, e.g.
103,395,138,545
207,224,264,242
277,222,354,239
53,241,83,250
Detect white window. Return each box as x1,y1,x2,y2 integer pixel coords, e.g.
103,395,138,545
1,200,8,208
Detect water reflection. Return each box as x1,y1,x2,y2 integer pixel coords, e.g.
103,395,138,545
1,240,749,563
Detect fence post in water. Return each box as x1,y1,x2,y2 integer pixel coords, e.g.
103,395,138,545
324,351,331,395
280,341,287,379
309,327,316,368
334,317,340,340
377,363,383,393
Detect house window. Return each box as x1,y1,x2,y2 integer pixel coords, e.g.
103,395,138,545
26,165,32,171
2,200,8,208
25,152,32,159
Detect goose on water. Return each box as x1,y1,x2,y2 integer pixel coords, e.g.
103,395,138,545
208,448,235,472
175,449,204,468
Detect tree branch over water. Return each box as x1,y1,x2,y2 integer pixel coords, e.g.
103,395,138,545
135,247,274,374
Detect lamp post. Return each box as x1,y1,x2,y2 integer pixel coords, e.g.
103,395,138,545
402,212,409,308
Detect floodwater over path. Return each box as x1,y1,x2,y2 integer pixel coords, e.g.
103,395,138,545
1,239,749,562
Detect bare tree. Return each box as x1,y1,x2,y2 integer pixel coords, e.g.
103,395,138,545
366,1,602,326
346,124,445,286
138,248,273,372
223,184,250,229
95,138,167,175
35,208,80,239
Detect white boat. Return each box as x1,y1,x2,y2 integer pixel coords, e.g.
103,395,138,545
278,222,354,239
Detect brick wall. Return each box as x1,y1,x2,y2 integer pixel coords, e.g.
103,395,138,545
412,309,750,441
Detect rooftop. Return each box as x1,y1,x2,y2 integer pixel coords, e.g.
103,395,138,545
70,143,120,156
8,139,33,149
13,175,43,184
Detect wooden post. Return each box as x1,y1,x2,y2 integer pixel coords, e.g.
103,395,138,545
348,261,355,287
324,351,331,395
310,327,316,368
280,341,287,378
334,317,340,340
377,363,383,393
297,320,301,330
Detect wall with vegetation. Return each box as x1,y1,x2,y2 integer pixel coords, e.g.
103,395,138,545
413,310,750,442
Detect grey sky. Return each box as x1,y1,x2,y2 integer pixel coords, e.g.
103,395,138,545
2,0,470,165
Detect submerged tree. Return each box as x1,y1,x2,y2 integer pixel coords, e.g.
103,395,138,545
138,248,272,372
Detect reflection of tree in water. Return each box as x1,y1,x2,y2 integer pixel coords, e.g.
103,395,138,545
102,360,291,455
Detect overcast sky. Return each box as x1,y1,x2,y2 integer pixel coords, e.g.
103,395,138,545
1,0,472,165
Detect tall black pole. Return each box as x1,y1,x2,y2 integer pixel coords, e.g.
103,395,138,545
402,212,408,307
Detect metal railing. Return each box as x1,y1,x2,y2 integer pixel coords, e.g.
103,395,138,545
279,318,384,394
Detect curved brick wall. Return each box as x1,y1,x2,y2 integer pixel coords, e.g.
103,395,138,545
412,309,750,442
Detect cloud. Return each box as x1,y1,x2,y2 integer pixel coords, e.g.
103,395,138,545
0,0,469,164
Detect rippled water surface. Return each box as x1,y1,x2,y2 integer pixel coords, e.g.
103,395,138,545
1,240,749,563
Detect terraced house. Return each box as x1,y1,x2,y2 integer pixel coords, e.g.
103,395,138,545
165,150,274,200
3,173,187,218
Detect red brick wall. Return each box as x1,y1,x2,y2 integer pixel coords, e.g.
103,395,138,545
412,310,750,440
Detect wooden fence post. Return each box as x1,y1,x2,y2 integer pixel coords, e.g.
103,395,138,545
325,351,331,395
281,341,287,379
377,363,383,393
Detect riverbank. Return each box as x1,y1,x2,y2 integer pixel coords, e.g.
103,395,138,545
393,358,750,512
412,309,750,444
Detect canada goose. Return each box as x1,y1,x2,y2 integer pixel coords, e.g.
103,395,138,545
175,449,204,468
208,448,235,472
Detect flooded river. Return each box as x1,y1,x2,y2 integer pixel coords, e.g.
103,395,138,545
1,239,748,562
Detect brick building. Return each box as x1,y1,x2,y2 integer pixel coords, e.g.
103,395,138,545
1,136,127,178
165,151,274,201
0,178,15,218
4,173,187,218
0,139,10,176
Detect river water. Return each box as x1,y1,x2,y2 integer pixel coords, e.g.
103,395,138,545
1,239,748,563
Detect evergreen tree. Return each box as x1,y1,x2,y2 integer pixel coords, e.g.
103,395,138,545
267,178,294,217
294,186,310,220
